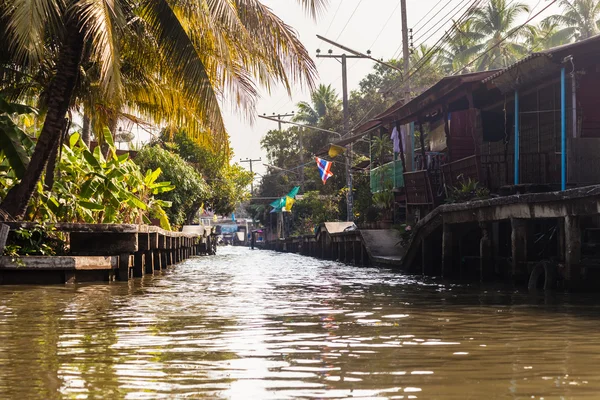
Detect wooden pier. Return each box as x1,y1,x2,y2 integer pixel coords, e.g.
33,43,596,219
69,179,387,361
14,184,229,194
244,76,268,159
0,223,216,284
265,222,402,268
267,185,600,291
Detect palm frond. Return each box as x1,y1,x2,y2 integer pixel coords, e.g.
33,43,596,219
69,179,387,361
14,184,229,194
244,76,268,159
77,0,126,99
2,0,65,66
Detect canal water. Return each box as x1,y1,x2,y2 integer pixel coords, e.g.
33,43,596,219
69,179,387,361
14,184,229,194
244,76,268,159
0,247,599,399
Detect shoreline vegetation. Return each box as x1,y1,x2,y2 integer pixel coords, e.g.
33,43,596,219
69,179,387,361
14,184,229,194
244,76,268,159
1,0,599,254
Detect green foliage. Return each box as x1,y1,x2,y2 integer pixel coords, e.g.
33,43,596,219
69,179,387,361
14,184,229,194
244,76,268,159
3,225,66,257
445,176,490,204
0,127,175,229
0,96,36,180
394,223,413,247
135,145,208,228
291,191,340,235
155,130,252,217
37,130,174,229
371,135,393,166
372,187,395,221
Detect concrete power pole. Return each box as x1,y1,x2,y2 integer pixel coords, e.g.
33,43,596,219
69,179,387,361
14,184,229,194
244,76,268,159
316,36,402,222
316,52,365,222
401,0,410,99
240,157,261,195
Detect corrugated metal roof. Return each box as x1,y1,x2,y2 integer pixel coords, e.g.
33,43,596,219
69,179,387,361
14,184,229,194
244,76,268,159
481,53,548,83
375,70,499,124
481,34,600,88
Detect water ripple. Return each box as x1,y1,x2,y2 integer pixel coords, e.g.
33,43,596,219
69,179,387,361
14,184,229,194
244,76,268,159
0,247,600,399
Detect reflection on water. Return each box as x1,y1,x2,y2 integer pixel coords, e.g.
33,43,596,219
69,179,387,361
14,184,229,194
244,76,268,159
0,247,600,399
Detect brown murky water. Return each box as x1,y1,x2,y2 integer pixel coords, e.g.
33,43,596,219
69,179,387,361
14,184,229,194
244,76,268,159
0,247,599,399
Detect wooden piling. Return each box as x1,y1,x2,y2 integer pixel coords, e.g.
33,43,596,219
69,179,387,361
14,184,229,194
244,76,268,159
511,218,528,280
441,224,453,277
480,222,493,281
564,215,582,285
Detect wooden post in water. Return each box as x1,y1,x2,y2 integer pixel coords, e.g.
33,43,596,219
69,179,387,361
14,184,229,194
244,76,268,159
511,218,528,280
479,222,493,281
441,224,453,277
422,236,434,276
133,252,144,277
564,215,581,286
0,224,9,254
118,253,130,281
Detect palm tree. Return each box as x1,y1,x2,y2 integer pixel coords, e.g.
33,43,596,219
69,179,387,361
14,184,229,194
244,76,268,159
441,20,486,73
543,0,600,42
524,21,572,52
293,84,341,126
0,0,326,219
466,0,530,70
409,44,445,94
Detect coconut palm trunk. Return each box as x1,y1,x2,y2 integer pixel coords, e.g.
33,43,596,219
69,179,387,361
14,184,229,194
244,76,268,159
0,21,84,219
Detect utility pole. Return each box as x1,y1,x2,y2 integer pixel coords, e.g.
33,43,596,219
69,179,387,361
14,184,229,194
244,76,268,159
316,50,359,221
400,0,413,172
315,37,401,221
263,112,294,132
401,0,410,99
261,112,305,188
240,157,261,195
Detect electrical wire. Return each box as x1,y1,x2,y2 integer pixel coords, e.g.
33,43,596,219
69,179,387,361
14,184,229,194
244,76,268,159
411,0,447,32
367,1,402,50
348,0,487,133
452,0,558,75
335,0,365,41
349,0,556,134
413,0,463,39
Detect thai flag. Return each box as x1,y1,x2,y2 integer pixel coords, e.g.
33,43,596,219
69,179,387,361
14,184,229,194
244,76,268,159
315,157,334,184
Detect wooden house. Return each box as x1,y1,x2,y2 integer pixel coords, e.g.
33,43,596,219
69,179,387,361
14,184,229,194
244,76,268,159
361,35,600,221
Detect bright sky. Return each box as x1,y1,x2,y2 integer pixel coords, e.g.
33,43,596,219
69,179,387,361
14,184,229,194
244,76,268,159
226,0,561,178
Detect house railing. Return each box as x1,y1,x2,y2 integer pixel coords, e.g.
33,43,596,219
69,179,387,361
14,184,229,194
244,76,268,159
370,160,404,193
441,155,482,189
403,170,435,207
441,153,558,193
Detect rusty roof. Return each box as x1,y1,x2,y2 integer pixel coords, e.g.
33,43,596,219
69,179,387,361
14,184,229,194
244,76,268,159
375,70,499,124
482,34,600,92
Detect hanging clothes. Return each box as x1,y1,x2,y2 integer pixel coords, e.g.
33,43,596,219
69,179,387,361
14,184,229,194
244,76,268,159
390,126,401,154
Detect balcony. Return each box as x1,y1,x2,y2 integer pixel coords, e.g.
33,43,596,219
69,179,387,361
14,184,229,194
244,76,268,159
370,160,404,193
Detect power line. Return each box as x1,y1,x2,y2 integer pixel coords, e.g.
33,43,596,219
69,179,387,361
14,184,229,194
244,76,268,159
349,0,555,134
392,0,475,60
367,1,402,50
412,0,472,45
335,0,365,41
349,0,486,133
411,0,447,32
413,0,462,38
452,0,558,74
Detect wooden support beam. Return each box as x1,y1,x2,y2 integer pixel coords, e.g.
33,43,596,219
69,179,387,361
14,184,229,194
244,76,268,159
133,252,144,277
441,224,453,277
144,251,154,274
0,224,9,254
118,253,130,281
71,232,138,255
480,222,493,282
422,236,434,276
511,218,528,280
564,215,581,285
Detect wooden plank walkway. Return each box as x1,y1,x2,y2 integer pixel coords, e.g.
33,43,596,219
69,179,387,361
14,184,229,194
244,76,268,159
0,223,217,284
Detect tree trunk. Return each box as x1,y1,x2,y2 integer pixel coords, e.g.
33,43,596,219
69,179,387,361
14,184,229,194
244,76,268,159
0,21,84,220
82,112,91,147
43,117,69,191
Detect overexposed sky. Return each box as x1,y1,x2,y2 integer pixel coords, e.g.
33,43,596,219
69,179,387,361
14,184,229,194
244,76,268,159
226,0,561,177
